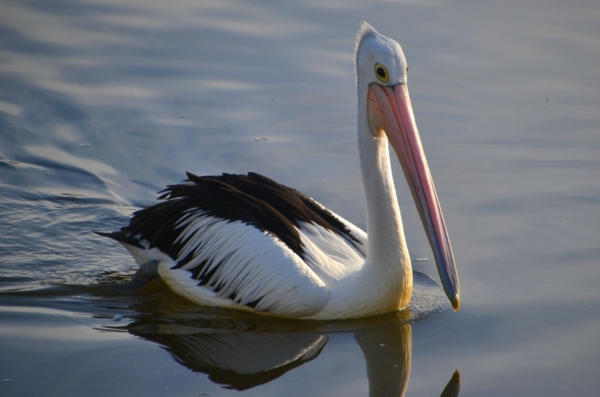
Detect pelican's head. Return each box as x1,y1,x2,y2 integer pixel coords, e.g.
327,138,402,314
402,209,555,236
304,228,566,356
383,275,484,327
355,22,408,89
355,22,461,311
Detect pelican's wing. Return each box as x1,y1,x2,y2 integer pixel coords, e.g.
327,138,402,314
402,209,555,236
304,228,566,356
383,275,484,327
100,173,341,317
220,172,367,255
292,191,368,257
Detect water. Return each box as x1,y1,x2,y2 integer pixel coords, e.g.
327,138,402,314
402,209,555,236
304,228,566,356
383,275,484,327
1,0,600,395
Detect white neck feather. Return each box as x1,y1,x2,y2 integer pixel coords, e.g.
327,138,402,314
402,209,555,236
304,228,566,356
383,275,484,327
355,80,413,310
311,73,414,319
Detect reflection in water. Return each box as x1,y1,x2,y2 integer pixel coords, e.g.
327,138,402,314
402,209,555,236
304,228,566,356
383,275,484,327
129,324,327,390
356,325,460,397
104,300,460,396
356,325,412,396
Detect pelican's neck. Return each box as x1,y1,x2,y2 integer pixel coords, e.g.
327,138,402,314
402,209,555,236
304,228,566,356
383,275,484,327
357,81,412,308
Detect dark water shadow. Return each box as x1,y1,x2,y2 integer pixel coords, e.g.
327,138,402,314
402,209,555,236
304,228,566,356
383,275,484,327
101,305,461,395
103,271,458,394
1,269,459,395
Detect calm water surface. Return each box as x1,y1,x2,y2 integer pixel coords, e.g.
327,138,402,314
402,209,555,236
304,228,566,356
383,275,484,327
1,0,600,396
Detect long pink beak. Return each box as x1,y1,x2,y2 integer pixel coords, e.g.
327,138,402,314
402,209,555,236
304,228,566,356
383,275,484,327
368,83,460,310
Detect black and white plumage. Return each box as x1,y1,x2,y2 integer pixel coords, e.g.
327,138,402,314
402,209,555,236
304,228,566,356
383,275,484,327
99,172,367,317
98,23,460,319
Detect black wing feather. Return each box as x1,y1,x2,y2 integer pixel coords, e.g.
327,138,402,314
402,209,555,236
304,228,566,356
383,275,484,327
99,172,361,272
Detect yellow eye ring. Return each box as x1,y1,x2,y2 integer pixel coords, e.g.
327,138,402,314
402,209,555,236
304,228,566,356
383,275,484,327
374,63,389,83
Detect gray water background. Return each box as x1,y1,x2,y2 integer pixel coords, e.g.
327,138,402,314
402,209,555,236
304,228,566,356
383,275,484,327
1,0,600,396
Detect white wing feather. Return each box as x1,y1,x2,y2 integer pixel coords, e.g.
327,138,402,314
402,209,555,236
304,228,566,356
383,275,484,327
123,211,329,317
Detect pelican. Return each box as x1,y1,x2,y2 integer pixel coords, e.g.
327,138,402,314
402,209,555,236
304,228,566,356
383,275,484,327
98,22,460,319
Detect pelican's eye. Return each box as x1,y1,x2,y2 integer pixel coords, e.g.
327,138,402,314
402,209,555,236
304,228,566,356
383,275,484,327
406,64,409,73
374,63,389,83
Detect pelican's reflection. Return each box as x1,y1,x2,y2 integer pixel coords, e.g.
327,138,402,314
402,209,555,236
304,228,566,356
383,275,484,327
356,325,412,396
128,323,327,390
355,325,460,397
110,307,459,395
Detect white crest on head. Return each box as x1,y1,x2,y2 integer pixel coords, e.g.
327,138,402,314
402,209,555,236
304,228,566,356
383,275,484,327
355,21,378,55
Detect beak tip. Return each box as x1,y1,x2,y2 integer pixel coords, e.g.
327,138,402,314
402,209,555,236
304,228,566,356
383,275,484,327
451,296,460,311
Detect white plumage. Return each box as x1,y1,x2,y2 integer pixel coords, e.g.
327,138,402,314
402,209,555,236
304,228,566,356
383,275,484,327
99,22,460,319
